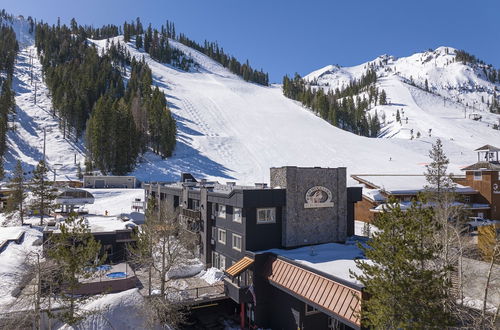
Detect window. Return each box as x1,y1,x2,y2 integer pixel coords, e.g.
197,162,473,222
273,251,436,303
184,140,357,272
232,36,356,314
305,304,320,315
218,228,226,244
464,195,471,203
257,208,275,224
192,199,200,211
217,204,226,218
474,171,482,181
220,254,226,270
232,233,242,251
212,251,219,268
328,317,340,329
233,207,242,223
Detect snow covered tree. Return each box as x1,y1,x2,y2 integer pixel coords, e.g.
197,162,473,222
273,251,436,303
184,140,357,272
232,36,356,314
396,109,401,122
352,198,453,328
6,160,27,224
30,160,57,226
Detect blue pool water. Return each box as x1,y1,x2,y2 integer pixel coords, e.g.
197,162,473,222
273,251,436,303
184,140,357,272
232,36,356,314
85,265,112,272
106,272,127,278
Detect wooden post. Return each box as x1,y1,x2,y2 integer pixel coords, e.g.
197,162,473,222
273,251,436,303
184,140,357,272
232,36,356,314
240,303,245,329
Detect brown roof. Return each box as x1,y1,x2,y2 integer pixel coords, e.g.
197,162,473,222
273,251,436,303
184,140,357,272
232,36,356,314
225,256,254,277
461,162,500,171
474,145,500,152
265,257,362,328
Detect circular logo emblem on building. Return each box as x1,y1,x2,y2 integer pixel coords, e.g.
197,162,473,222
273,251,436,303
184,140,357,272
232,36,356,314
494,182,500,194
304,186,334,208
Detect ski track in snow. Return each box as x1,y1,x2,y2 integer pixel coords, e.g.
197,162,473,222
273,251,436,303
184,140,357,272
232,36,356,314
6,44,85,180
86,37,499,184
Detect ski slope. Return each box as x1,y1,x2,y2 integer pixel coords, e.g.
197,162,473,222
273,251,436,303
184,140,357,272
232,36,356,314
91,37,494,184
3,17,86,180
6,44,86,180
5,17,498,184
305,47,500,145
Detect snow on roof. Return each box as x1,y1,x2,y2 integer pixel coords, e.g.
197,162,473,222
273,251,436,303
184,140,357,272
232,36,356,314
474,145,500,152
372,201,487,212
0,227,42,309
0,227,25,242
353,174,476,195
261,242,368,285
363,188,386,202
85,216,134,233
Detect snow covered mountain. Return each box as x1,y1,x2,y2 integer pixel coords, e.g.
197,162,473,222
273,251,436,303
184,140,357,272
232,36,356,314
304,47,500,141
3,16,85,180
4,16,499,184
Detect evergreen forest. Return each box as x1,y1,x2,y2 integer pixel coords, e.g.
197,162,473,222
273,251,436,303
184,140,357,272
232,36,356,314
35,20,176,175
0,24,19,177
123,19,269,85
282,69,382,137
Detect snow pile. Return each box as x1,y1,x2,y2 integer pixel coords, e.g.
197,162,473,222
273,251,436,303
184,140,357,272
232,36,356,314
167,258,204,279
59,288,147,330
0,227,42,309
199,267,225,285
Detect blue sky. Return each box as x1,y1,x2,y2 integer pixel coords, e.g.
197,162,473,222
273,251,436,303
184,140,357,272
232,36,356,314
3,0,500,83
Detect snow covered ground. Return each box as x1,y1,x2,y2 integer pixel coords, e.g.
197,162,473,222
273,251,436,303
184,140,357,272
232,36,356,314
0,226,41,310
5,18,498,186
6,43,86,180
87,37,498,186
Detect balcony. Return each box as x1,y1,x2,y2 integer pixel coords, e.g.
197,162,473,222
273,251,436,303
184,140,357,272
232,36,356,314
180,208,202,233
182,208,201,219
223,278,253,304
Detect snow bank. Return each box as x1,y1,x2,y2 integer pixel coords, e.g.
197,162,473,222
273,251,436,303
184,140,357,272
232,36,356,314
199,267,225,285
58,288,147,330
0,227,42,308
167,259,204,279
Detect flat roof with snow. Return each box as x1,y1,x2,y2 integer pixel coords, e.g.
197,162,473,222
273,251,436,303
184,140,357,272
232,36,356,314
351,174,476,195
260,242,367,287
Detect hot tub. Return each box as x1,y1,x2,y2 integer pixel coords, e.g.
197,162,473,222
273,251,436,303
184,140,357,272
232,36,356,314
106,272,127,279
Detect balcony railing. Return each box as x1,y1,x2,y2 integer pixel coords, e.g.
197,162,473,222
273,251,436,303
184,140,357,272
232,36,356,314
181,208,201,220
180,208,202,233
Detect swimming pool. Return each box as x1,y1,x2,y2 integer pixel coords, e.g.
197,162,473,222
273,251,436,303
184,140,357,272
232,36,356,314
106,272,127,279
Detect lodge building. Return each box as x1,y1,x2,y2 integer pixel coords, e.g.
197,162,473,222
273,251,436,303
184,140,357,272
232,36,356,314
144,166,364,329
352,145,500,224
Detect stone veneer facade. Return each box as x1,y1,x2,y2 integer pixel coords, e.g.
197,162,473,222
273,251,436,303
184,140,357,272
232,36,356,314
270,166,347,247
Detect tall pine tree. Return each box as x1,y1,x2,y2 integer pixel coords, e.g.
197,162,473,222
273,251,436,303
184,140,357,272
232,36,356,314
31,160,57,225
7,160,27,224
352,198,453,328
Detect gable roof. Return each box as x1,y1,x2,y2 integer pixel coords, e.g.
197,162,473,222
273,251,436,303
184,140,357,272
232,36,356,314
474,145,500,152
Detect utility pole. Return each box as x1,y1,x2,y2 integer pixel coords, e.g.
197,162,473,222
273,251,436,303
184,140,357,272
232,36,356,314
29,49,33,86
43,127,46,162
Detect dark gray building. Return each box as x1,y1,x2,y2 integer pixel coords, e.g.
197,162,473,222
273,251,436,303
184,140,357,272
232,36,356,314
143,166,361,270
144,167,363,329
